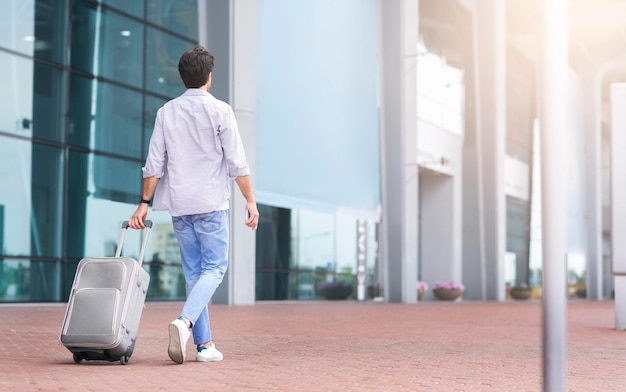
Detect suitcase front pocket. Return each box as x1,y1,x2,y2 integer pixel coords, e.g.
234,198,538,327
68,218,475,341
61,288,121,348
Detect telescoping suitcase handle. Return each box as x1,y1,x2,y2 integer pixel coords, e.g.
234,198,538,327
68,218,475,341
115,220,152,266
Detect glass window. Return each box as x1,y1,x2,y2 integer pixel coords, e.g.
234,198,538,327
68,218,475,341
0,53,34,136
146,0,198,39
31,143,64,258
100,0,144,19
33,0,69,63
67,150,140,258
506,196,530,285
0,259,63,302
146,264,185,300
293,210,335,272
71,0,144,88
70,74,143,158
144,216,184,300
145,27,190,97
256,271,290,300
255,203,378,301
0,53,67,142
0,136,33,257
32,62,68,142
0,0,68,64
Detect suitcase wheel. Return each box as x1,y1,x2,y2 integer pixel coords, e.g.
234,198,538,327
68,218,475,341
119,355,129,365
73,353,83,364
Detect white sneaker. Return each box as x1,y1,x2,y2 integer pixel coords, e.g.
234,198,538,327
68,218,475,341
196,342,224,362
168,318,191,364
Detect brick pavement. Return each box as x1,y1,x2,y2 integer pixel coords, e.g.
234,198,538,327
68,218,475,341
0,300,624,391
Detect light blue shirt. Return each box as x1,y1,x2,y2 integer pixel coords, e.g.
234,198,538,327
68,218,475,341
142,89,250,217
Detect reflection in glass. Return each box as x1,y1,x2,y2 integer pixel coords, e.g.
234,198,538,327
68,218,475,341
145,264,185,300
33,0,69,63
146,0,198,39
0,0,68,64
71,0,144,88
100,0,144,19
293,210,335,272
0,53,67,141
0,53,34,136
0,140,63,259
0,259,62,302
66,150,141,259
256,271,289,300
70,74,143,158
0,1,36,57
255,204,378,300
31,144,64,258
32,62,67,143
255,205,290,299
144,218,184,300
0,136,32,257
145,27,190,97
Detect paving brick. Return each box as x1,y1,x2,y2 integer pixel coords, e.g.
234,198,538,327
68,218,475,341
0,301,623,391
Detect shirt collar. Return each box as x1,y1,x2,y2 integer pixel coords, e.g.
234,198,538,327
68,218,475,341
182,89,211,97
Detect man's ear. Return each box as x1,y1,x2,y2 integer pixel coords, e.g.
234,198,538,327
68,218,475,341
207,72,212,88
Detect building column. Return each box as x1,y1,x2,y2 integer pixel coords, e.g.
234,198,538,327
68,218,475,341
610,83,626,329
540,0,569,389
475,0,507,301
581,67,603,301
379,0,419,303
199,0,258,305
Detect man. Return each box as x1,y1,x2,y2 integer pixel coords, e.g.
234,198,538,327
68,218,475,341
129,45,259,364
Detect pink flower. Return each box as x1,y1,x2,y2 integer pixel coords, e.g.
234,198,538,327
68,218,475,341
433,281,465,290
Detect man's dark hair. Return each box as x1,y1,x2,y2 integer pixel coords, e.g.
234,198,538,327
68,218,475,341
178,45,215,88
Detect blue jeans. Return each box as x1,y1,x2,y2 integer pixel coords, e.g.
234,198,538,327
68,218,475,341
172,210,229,345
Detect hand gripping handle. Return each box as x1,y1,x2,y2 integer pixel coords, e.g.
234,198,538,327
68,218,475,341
115,220,153,265
122,220,153,229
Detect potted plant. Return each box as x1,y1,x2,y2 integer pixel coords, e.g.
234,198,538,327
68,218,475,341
367,281,381,299
432,281,465,301
509,283,532,300
316,280,353,300
417,281,428,300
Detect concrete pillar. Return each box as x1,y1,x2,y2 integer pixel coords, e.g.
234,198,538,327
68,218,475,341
378,0,419,303
581,68,603,300
463,4,487,300
539,0,569,389
199,0,257,305
610,83,626,329
475,0,506,301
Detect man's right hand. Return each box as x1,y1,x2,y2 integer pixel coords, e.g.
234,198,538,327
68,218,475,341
129,204,149,229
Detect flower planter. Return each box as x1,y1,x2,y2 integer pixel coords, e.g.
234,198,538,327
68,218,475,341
509,287,532,300
433,288,464,301
418,289,425,300
317,282,353,300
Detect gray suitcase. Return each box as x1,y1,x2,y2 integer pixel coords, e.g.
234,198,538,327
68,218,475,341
59,220,152,365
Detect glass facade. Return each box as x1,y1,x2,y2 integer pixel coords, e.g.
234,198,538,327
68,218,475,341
0,0,197,303
255,204,378,300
